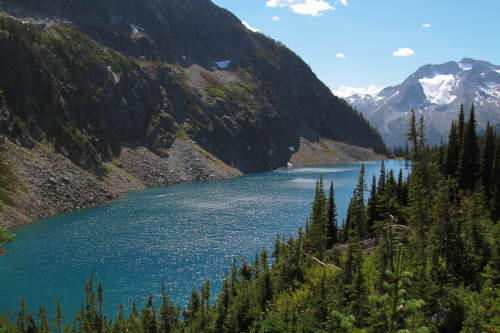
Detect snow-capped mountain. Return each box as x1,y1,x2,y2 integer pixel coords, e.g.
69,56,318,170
343,58,500,147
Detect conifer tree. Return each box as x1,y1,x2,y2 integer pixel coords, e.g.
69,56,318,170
480,122,496,202
26,313,38,333
326,181,339,248
159,283,177,332
306,175,328,259
141,292,156,333
38,305,50,333
346,164,368,240
16,294,27,332
457,103,466,152
97,281,104,332
457,104,479,191
444,120,459,176
369,244,426,333
366,175,378,234
52,298,66,333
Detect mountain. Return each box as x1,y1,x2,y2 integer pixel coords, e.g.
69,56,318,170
0,0,385,226
344,58,500,147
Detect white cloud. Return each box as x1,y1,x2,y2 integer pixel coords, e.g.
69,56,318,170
272,16,280,21
334,85,384,98
336,53,346,58
266,0,334,16
422,23,431,28
393,48,415,56
338,0,348,5
242,21,260,33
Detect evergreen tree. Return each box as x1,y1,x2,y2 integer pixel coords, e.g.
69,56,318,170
480,122,496,202
159,283,177,332
369,244,426,333
16,294,27,333
444,120,459,176
52,298,66,333
457,104,479,191
326,181,339,248
346,163,368,240
457,103,466,152
25,313,38,333
141,292,157,333
97,281,104,332
306,175,329,259
366,175,378,234
38,305,50,333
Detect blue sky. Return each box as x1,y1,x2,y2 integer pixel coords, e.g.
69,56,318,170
211,0,500,97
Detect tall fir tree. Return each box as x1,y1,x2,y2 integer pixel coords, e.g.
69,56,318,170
480,122,496,202
52,298,66,333
326,181,339,248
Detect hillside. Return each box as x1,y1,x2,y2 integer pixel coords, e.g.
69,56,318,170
345,58,500,147
0,0,385,227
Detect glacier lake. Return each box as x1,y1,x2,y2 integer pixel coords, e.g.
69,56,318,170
0,160,410,318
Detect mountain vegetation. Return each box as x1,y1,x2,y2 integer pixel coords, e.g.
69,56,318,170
1,105,499,332
0,0,386,226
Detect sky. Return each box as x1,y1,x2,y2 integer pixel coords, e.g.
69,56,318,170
211,0,500,97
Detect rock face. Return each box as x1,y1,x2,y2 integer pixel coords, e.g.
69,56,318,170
0,0,385,227
345,58,500,147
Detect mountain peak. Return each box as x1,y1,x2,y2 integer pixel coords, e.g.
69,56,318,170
346,58,500,147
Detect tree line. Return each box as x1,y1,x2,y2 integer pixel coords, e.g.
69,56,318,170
1,104,499,332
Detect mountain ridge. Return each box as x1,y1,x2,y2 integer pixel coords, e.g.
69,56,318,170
0,0,385,227
345,58,500,147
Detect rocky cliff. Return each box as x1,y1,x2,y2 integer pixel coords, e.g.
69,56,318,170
0,0,385,227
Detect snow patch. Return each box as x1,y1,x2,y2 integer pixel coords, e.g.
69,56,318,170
485,81,500,89
215,60,231,69
333,85,384,98
459,62,473,71
492,67,500,74
130,24,139,33
182,55,186,60
419,74,457,105
289,146,295,152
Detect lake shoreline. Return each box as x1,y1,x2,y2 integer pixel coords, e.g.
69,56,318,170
1,138,385,229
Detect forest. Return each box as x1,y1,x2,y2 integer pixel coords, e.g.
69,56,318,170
1,105,499,332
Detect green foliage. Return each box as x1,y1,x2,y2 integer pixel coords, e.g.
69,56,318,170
1,104,499,332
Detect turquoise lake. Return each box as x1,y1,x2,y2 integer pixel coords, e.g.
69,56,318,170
0,160,410,318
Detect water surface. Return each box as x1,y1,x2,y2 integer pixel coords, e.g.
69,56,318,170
0,160,410,318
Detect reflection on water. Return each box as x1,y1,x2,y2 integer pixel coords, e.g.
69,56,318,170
0,160,410,317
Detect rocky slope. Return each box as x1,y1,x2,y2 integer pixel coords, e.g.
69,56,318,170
0,0,386,227
346,58,500,147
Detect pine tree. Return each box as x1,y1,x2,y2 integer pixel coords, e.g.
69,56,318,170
457,104,466,152
141,292,156,333
457,104,479,191
480,122,496,202
16,294,27,332
97,281,104,332
38,305,50,333
326,181,339,248
306,175,329,259
369,244,426,333
346,164,368,240
366,175,378,234
159,283,177,333
444,120,459,176
52,298,66,333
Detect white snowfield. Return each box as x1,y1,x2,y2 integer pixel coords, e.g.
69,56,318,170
419,73,457,105
215,60,231,69
459,62,473,71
